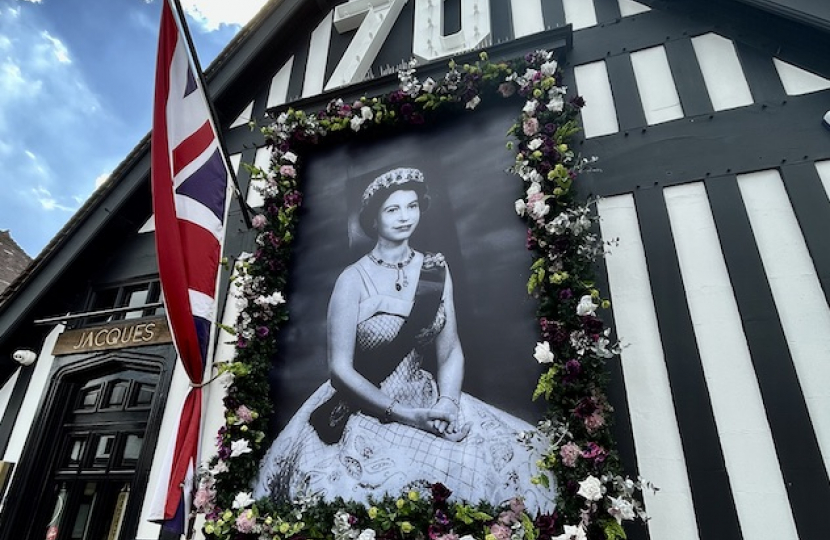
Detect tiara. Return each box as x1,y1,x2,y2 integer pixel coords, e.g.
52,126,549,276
361,168,424,206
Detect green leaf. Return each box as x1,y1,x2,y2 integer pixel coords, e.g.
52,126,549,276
602,519,627,540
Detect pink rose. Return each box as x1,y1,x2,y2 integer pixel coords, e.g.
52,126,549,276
236,405,255,424
279,164,296,178
235,511,256,534
560,442,581,467
523,117,539,136
490,524,511,540
584,411,605,432
193,487,214,512
251,214,267,229
498,82,516,98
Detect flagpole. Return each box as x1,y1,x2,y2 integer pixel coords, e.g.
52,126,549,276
169,0,254,229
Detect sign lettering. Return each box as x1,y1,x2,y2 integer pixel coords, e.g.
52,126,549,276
53,317,171,356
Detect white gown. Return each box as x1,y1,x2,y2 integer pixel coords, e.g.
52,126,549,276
253,257,555,512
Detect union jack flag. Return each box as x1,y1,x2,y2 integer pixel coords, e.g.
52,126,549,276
149,0,230,532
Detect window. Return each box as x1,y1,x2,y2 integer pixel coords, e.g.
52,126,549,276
82,280,163,327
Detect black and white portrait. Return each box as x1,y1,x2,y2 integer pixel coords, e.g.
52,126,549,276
253,106,554,511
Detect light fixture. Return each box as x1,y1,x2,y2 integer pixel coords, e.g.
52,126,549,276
12,349,37,366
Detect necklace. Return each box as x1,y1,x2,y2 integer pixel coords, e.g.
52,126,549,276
368,249,415,291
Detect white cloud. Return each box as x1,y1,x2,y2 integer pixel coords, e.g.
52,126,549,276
32,186,76,212
94,172,110,188
41,30,71,63
20,0,43,4
179,0,269,31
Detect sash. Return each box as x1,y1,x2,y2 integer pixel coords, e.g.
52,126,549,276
309,260,446,444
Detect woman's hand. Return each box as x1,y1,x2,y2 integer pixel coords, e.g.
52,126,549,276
394,406,453,435
429,397,459,435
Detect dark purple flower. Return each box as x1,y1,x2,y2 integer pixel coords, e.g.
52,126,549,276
431,482,452,504
284,191,303,208
581,442,607,463
401,103,414,116
559,288,573,301
582,315,604,334
526,229,538,250
256,326,270,338
570,95,586,108
534,513,558,540
237,337,248,349
434,509,449,526
575,397,598,418
544,123,556,134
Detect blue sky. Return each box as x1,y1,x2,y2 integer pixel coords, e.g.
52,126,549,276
0,0,268,256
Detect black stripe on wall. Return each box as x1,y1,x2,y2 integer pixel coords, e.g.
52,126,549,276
541,0,567,30
706,174,830,539
605,53,647,131
664,37,714,117
780,162,830,305
735,42,787,104
0,366,34,455
633,186,743,540
593,0,622,24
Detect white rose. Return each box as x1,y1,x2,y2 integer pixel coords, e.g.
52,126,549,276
607,496,636,524
232,491,255,509
540,60,558,76
358,530,376,540
534,342,555,364
576,295,598,316
422,77,436,93
530,201,550,219
350,116,364,131
229,439,252,458
527,138,543,151
523,99,538,114
577,475,604,501
282,151,298,163
361,106,373,120
514,199,527,217
552,524,586,540
526,181,542,197
547,95,564,112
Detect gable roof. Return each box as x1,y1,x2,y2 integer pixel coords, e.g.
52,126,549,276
0,231,31,297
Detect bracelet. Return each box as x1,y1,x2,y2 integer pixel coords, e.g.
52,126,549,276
383,398,399,422
438,395,460,408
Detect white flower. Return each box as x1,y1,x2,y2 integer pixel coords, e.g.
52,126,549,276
547,94,564,112
255,291,286,307
607,496,636,524
466,95,481,109
211,460,229,475
523,68,539,81
540,60,558,76
514,199,527,217
350,116,364,131
459,535,476,540
577,475,604,501
282,151,298,163
358,530,376,540
527,138,543,151
530,200,550,220
552,524,586,540
232,491,255,509
547,212,570,234
576,295,598,316
229,439,252,458
276,112,288,124
422,77,436,93
523,99,538,114
534,342,555,364
526,181,542,197
361,106,373,120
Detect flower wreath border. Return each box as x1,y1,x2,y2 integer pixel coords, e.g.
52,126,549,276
198,50,651,540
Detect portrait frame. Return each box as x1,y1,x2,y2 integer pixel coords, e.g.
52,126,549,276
199,49,647,540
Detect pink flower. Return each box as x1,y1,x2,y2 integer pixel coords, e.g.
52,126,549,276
236,405,255,424
560,442,581,467
584,411,605,433
523,117,539,136
498,510,518,525
498,82,516,98
509,497,526,516
279,164,296,178
251,214,267,229
193,487,215,512
235,511,256,534
490,523,511,540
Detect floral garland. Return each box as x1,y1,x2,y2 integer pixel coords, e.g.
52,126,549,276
196,50,651,540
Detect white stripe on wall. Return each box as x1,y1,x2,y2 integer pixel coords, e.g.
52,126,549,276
302,11,334,98
562,0,597,30
630,45,684,124
229,101,254,129
246,147,272,209
737,169,830,478
815,160,830,200
510,0,545,38
267,57,295,109
597,194,700,540
618,0,650,16
772,58,830,96
0,370,21,429
664,182,798,540
691,33,754,111
574,61,619,138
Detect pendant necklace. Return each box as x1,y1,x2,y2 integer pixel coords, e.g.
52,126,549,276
368,249,415,291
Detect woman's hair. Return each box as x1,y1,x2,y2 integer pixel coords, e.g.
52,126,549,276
358,167,430,238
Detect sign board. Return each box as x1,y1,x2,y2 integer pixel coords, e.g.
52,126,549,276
53,317,172,356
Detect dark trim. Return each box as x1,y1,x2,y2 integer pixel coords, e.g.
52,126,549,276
604,53,647,131
541,0,567,30
706,174,830,538
490,0,514,44
0,365,34,456
0,347,176,540
734,0,830,34
594,0,623,24
780,162,830,304
633,186,743,540
735,42,787,104
663,37,713,117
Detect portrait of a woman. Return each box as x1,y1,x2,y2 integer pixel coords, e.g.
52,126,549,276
253,167,553,512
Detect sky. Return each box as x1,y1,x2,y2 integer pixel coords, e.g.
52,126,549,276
0,0,270,257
